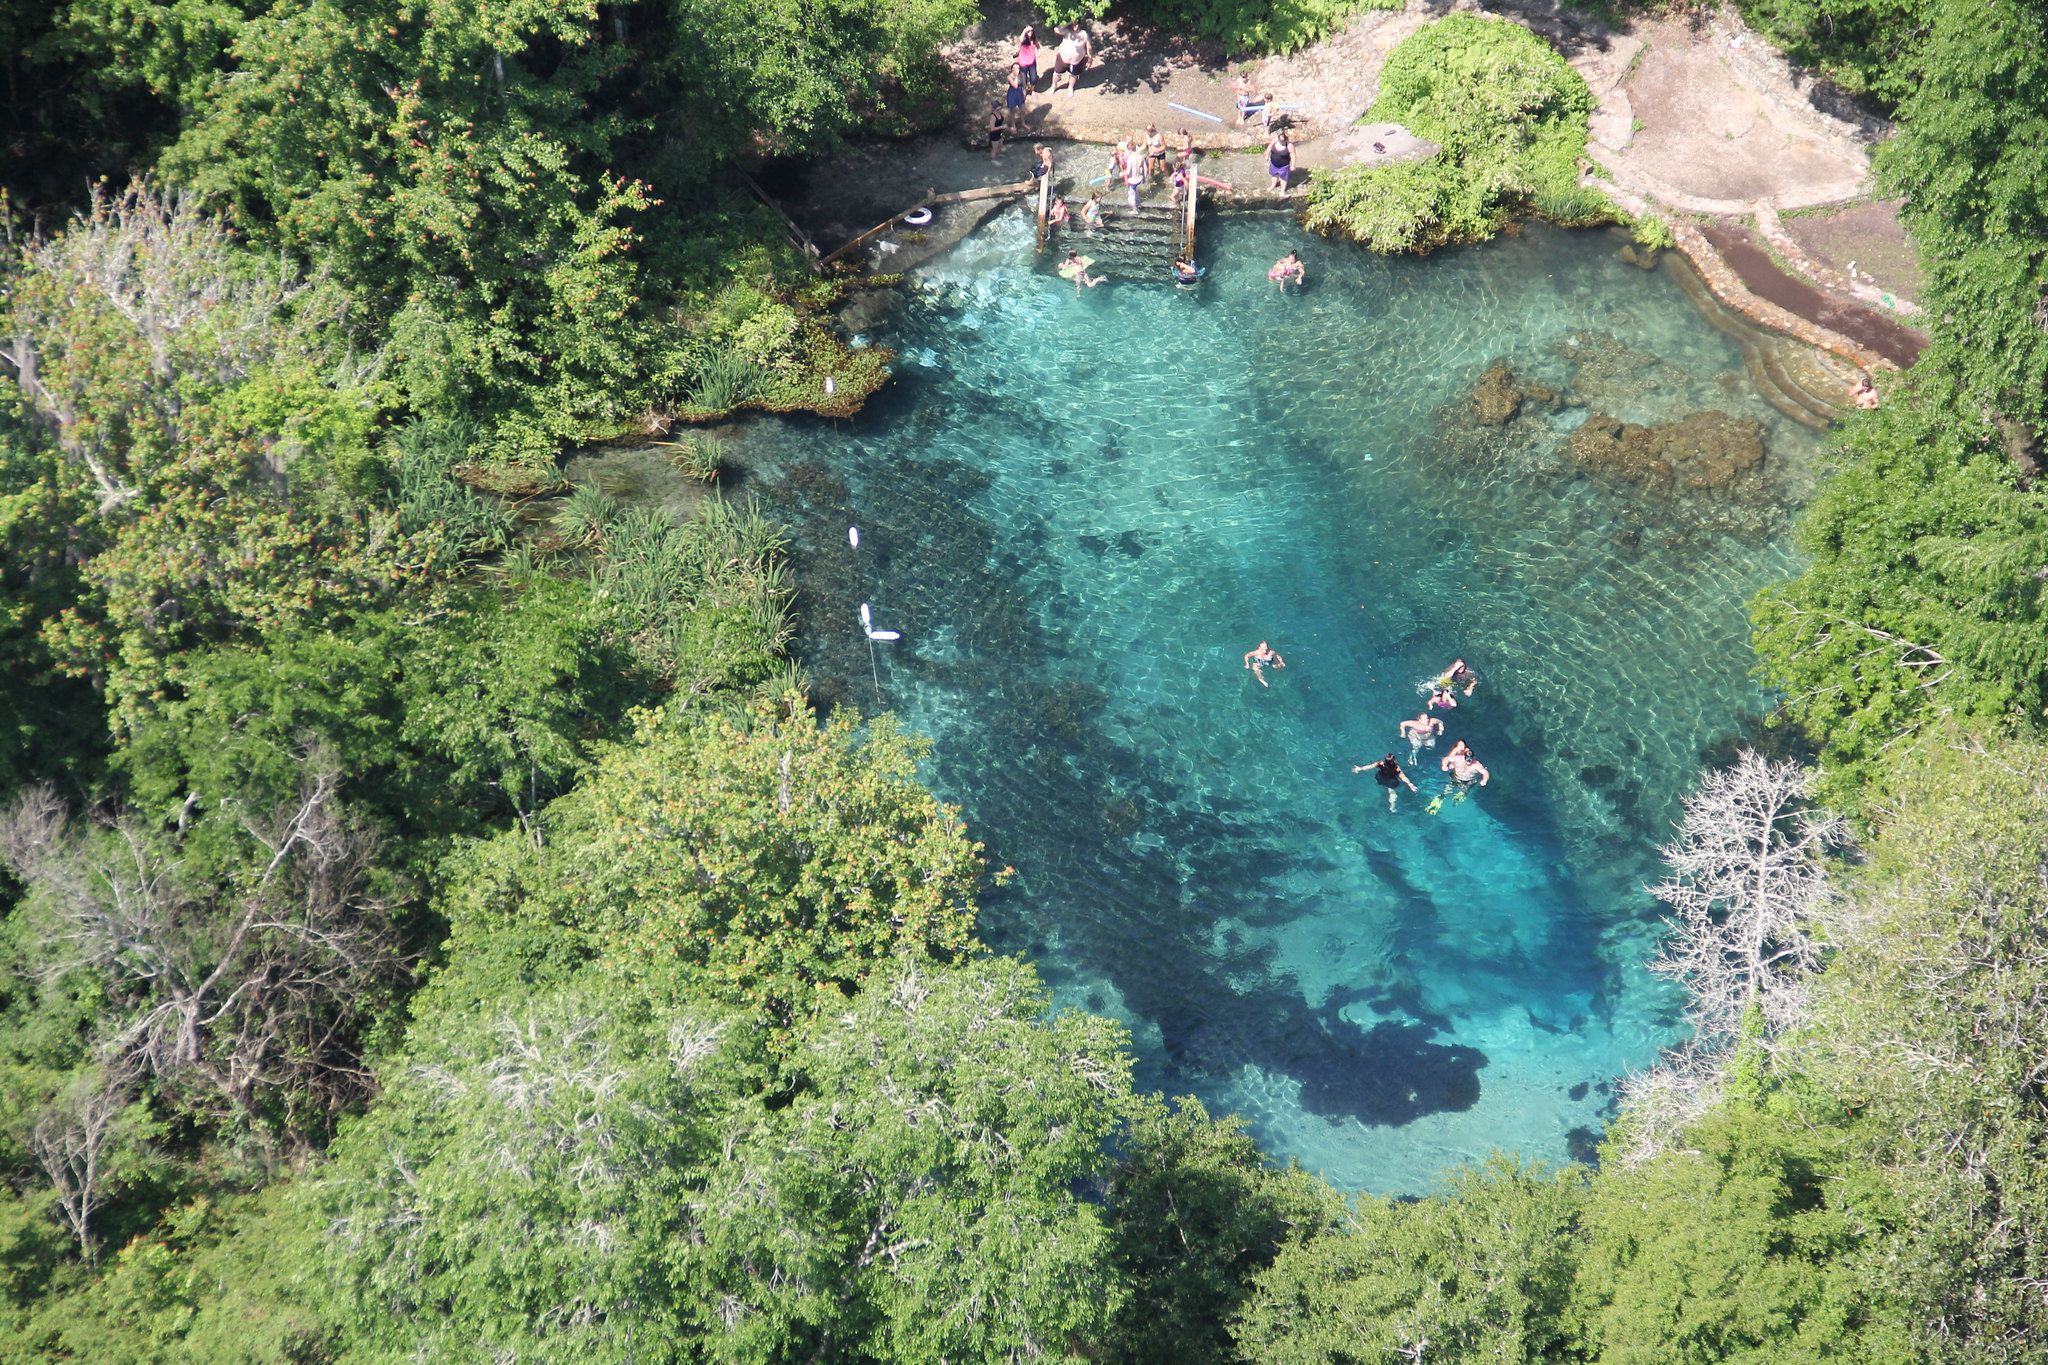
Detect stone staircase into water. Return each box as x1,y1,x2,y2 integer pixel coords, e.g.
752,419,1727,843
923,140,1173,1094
1047,204,1189,285
1666,250,1854,428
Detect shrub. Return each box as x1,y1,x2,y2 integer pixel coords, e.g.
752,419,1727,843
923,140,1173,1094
1037,0,1402,54
1303,15,1594,252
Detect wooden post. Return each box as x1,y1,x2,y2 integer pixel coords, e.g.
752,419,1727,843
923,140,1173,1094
1036,172,1051,252
741,170,822,275
1184,168,1199,259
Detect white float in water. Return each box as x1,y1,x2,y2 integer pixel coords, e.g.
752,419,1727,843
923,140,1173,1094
860,602,874,629
848,526,861,548
867,630,901,642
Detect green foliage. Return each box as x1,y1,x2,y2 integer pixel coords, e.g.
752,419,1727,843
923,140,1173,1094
1794,742,2048,1360
660,434,726,482
391,422,512,557
582,497,792,692
1877,0,2048,427
1631,210,1679,250
1568,1099,1913,1364
1733,0,1933,110
397,578,642,823
1035,0,1402,53
448,704,987,1040
1237,1159,1588,1365
1303,16,1595,253
310,989,719,1365
1750,380,2048,806
1105,1095,1341,1365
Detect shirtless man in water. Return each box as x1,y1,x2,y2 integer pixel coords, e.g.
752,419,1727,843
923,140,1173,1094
1399,711,1442,759
1243,641,1286,686
1441,744,1490,791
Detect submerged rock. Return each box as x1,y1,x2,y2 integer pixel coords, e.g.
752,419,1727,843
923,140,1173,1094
1565,409,1765,494
1471,360,1563,426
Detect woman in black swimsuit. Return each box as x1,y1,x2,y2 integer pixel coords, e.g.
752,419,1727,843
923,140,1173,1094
1356,753,1417,811
1267,133,1293,195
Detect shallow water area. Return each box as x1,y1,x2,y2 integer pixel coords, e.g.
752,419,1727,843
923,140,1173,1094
740,209,1819,1193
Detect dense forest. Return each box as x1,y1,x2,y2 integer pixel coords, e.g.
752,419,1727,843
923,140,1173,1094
1,0,2046,1361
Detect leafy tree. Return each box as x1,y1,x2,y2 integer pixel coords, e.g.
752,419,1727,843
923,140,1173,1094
1303,16,1595,253
1751,386,2048,806
1732,0,1933,109
1235,1159,1587,1365
1567,1098,1912,1365
1794,741,2048,1362
696,956,1133,1364
1104,1094,1339,1365
397,578,642,827
453,704,987,1041
311,989,720,1365
1878,0,2048,427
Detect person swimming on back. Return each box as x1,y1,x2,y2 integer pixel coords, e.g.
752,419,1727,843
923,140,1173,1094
1438,657,1478,697
1399,711,1443,760
1244,640,1285,686
1356,753,1417,811
1059,248,1106,294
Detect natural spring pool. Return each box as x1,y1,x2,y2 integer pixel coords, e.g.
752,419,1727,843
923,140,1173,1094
734,209,1822,1193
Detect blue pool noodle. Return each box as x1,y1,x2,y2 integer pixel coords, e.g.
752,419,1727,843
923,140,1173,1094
1168,101,1224,123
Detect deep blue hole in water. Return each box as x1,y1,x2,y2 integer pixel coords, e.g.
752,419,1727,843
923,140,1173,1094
735,210,1819,1191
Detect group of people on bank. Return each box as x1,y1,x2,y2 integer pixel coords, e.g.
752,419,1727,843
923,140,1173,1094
1245,644,1492,814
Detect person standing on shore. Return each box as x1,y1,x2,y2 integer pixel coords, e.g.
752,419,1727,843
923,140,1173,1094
1051,25,1088,96
1005,67,1027,132
987,100,1008,163
1267,131,1294,194
1015,26,1041,88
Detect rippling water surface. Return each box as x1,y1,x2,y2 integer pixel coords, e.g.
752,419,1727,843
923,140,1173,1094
736,210,1820,1192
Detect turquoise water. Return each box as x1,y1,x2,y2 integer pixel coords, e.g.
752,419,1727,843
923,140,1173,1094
738,209,1819,1193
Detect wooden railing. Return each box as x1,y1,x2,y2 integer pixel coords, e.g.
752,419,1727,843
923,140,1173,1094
820,182,1036,269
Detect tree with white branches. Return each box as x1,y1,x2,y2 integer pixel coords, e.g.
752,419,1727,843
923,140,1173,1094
1618,751,1847,1162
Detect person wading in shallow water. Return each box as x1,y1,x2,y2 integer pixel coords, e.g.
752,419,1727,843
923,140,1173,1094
1357,753,1417,810
1244,640,1285,686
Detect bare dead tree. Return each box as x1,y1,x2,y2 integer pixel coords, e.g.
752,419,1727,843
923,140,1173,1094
0,766,412,1144
1617,751,1847,1163
23,1070,133,1261
0,182,319,513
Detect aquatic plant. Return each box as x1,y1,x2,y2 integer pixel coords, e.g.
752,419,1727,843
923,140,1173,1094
582,496,793,691
1631,211,1678,251
393,419,514,556
553,482,621,546
1533,183,1622,228
687,350,770,413
660,435,726,482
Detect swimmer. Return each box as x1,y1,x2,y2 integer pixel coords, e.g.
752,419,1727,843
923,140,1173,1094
1171,254,1203,287
1048,196,1069,226
1438,657,1478,697
1427,686,1457,711
1440,747,1490,795
1058,248,1105,294
1356,753,1417,811
1243,640,1286,686
1399,711,1443,760
1268,251,1304,293
1082,192,1103,229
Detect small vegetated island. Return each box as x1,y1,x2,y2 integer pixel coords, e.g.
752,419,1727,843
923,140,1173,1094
0,1,2046,1363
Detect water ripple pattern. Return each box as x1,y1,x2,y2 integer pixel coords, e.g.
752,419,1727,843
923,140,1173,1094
742,209,1820,1192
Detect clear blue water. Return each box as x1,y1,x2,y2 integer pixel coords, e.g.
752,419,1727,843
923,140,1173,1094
737,209,1819,1193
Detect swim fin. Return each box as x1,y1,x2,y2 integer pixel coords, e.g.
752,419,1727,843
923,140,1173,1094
1424,796,1444,815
